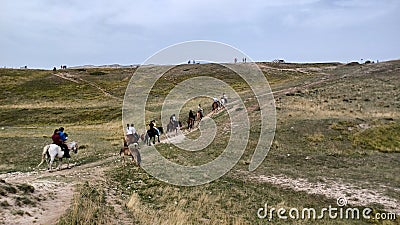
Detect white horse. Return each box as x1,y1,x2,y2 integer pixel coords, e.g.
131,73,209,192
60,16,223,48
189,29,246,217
220,96,227,108
37,141,78,171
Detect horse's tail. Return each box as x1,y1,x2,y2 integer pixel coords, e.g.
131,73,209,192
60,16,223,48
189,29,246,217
129,143,141,167
37,145,50,168
123,138,128,147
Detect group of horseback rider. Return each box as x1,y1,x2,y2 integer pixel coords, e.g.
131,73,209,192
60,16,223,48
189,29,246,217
214,93,228,108
125,93,227,144
51,127,71,159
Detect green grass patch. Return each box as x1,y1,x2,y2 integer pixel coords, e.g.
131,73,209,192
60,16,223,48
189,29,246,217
352,122,400,152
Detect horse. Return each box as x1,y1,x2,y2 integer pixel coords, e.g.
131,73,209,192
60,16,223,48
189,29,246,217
187,117,195,131
220,97,227,108
119,143,141,167
125,133,140,146
196,111,203,121
146,128,160,146
37,141,78,171
167,120,181,134
212,101,220,113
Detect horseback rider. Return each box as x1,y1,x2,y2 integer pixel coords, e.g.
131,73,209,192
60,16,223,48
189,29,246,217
126,123,139,144
150,120,160,135
58,127,71,159
197,104,204,119
127,123,137,136
221,93,228,104
170,114,178,128
52,129,62,146
189,110,195,120
188,110,195,129
213,97,221,108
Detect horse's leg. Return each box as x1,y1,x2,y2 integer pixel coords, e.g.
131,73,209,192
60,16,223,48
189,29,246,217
157,134,160,143
57,158,63,170
66,158,70,169
37,154,46,169
46,157,50,170
49,156,55,171
123,154,126,165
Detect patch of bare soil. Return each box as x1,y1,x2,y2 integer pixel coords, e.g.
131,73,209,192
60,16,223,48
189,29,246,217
249,173,399,215
0,173,73,225
0,156,133,225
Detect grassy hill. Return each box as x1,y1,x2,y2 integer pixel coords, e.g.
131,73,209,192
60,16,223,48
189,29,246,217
0,61,399,224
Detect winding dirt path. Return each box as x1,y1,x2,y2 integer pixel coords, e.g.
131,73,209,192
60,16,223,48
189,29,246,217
247,173,400,215
53,72,122,100
0,156,131,225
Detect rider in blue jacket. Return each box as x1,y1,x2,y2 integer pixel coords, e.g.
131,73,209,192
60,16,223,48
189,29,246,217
58,127,70,158
59,127,68,142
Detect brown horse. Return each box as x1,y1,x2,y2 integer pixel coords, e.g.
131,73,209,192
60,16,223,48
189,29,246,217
212,101,220,113
196,111,203,121
187,117,195,130
120,143,141,166
125,133,140,146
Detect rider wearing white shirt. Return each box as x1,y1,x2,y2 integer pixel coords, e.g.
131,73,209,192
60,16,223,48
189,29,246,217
126,124,136,135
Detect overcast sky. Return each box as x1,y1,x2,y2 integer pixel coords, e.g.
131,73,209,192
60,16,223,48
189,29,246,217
1,0,399,68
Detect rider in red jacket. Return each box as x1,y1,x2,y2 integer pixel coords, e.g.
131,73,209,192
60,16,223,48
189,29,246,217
52,129,62,145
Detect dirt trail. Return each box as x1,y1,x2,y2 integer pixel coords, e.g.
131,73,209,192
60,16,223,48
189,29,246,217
0,156,132,225
53,72,122,100
247,173,400,215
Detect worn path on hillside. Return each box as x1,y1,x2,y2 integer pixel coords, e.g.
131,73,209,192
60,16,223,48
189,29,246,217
0,155,133,225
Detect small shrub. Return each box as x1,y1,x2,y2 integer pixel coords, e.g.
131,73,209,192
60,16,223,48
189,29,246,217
11,209,25,216
89,71,107,76
15,196,36,206
0,200,10,207
3,185,17,194
306,133,325,142
17,183,35,194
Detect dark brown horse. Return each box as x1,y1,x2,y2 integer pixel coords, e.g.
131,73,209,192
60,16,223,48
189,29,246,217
187,117,195,130
212,101,219,113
